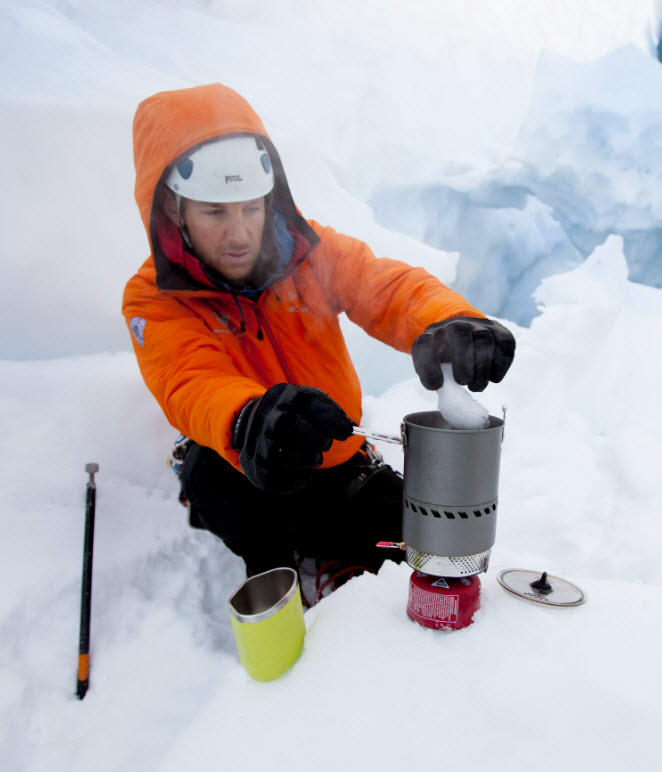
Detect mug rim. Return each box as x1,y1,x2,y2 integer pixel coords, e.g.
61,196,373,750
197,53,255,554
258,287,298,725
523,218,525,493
228,566,299,624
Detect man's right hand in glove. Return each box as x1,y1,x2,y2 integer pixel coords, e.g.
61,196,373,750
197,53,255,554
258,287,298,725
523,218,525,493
231,383,354,494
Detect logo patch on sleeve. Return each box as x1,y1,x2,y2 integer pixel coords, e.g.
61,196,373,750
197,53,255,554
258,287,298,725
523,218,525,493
129,316,146,347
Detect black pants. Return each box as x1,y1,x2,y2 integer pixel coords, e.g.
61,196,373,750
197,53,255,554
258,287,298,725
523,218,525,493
180,443,404,576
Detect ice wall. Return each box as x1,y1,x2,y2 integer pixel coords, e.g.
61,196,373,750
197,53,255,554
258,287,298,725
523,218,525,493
371,45,662,325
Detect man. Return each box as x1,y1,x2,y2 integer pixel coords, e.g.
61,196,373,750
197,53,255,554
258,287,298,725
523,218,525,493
123,83,515,600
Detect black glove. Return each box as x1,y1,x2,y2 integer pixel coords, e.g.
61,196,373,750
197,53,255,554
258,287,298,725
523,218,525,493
232,383,354,493
411,317,515,392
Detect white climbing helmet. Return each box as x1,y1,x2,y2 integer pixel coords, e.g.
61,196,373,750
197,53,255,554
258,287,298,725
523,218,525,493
165,135,274,203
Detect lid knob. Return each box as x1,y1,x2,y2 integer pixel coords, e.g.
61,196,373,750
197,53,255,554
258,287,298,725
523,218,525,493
530,571,553,595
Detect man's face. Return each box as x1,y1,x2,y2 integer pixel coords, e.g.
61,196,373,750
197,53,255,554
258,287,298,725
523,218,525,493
181,197,266,287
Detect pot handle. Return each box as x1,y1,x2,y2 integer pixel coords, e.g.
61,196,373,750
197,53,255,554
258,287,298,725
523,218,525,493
351,425,403,446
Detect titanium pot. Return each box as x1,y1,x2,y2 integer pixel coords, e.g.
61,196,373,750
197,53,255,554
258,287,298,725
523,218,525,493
402,410,504,577
356,408,505,578
228,567,305,681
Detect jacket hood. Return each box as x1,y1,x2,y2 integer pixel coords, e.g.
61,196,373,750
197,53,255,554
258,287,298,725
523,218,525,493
132,82,318,293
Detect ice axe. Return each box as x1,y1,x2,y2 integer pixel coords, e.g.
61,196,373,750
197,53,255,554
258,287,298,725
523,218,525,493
76,462,98,700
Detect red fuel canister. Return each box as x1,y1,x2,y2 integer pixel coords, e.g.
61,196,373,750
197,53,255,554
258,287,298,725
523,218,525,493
407,571,481,631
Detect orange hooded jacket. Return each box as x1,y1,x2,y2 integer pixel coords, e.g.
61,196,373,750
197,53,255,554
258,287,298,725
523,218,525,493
122,83,484,473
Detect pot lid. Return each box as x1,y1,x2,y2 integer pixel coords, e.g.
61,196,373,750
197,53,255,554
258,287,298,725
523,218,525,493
497,569,587,607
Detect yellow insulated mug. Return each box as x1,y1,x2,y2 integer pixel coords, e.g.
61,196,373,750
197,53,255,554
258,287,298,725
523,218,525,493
228,567,305,681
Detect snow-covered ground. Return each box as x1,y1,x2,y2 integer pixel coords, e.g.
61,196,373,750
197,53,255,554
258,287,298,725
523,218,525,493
1,1,662,770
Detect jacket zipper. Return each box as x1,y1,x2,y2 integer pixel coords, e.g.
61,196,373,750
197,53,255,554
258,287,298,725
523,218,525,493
254,301,296,384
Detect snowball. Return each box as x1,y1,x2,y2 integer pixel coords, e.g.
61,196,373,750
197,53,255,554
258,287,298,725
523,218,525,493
436,363,490,429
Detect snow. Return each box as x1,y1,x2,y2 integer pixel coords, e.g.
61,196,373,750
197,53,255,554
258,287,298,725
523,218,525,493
2,1,662,771
437,363,490,429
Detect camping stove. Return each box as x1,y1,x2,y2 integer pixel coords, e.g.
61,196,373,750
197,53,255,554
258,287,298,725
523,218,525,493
368,409,505,631
401,410,504,630
402,410,504,629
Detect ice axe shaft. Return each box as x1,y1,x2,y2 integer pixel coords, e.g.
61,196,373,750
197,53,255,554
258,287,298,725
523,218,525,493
76,463,98,700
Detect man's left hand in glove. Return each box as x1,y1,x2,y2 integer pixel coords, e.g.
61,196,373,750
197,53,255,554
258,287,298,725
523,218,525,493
411,316,516,392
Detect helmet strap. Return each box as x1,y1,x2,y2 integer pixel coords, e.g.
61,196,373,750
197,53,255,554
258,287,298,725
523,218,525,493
174,193,193,249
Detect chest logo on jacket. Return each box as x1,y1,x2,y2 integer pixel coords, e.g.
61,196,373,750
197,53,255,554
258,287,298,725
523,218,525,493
285,290,308,315
213,311,244,337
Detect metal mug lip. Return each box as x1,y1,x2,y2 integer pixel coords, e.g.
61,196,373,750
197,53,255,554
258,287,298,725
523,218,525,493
228,566,299,624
